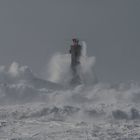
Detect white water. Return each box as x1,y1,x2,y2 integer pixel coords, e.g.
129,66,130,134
0,47,139,139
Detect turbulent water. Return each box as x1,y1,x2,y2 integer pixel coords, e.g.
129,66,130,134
0,45,140,139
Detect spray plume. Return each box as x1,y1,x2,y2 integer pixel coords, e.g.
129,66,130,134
47,41,97,86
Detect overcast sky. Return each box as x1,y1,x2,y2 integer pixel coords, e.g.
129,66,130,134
0,0,139,83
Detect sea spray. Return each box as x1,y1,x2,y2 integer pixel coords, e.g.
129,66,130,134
47,42,97,85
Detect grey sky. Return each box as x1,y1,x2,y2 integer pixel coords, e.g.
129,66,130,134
0,0,140,83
